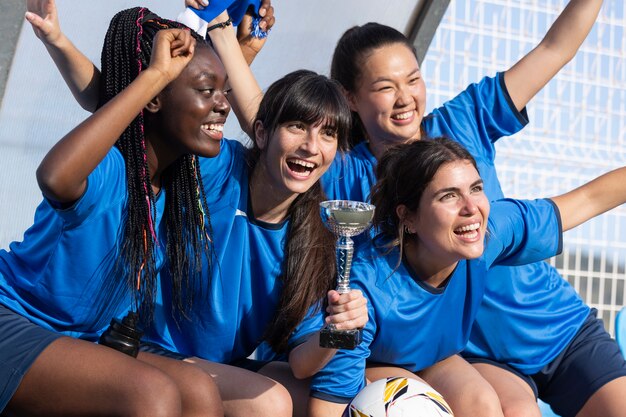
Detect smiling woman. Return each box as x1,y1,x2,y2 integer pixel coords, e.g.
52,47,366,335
307,137,626,417
150,43,229,158
0,7,225,416
141,68,370,417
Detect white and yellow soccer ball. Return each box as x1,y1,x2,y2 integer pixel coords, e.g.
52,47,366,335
343,377,454,417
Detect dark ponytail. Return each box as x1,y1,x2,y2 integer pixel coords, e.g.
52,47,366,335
331,23,421,148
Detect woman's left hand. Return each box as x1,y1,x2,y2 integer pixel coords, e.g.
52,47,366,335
237,0,275,63
325,289,368,330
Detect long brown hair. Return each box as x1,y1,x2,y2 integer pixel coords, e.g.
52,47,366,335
249,70,351,352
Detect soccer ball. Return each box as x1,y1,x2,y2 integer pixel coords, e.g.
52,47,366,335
343,377,454,417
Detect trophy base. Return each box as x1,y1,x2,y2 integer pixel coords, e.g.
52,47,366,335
319,328,362,350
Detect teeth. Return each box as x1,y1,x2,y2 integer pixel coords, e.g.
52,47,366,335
288,159,315,169
202,124,224,132
392,111,413,120
455,222,480,233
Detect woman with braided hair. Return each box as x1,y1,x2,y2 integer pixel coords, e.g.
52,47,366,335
22,2,368,416
0,7,226,416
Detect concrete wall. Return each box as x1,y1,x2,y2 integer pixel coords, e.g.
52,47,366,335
0,0,423,247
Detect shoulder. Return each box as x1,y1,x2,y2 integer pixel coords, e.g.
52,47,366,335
486,198,562,266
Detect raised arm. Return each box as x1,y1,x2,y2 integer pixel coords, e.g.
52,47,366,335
185,0,275,65
206,11,264,139
25,0,100,112
551,166,626,232
36,29,195,204
504,0,603,111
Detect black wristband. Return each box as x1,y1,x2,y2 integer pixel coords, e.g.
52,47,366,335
206,17,233,33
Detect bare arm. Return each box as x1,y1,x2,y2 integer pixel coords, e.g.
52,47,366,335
25,0,100,112
288,333,337,379
207,12,264,138
551,166,626,232
504,0,603,111
288,290,368,379
37,29,195,204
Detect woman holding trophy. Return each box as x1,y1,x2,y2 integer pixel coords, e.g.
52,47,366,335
308,138,626,417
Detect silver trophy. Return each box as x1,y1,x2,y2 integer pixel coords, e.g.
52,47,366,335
319,200,375,349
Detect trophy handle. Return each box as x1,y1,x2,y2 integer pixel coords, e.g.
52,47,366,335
335,235,354,294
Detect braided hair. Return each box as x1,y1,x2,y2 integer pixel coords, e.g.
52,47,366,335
99,7,214,322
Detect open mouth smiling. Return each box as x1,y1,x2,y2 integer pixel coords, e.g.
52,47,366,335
201,123,224,134
286,158,317,177
453,222,481,239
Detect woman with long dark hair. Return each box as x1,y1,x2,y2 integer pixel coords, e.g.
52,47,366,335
1,7,225,417
317,4,626,417
309,138,626,417
144,68,366,417
25,3,368,416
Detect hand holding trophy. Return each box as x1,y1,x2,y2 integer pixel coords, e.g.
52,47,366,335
319,200,375,349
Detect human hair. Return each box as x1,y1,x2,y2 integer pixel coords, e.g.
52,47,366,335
98,7,213,322
331,22,420,148
250,69,351,352
371,137,477,249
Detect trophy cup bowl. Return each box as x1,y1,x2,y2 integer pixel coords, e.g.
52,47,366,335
319,200,375,349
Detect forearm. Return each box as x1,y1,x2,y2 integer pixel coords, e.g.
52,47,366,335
208,24,262,139
551,166,626,231
540,0,602,59
504,0,603,110
37,68,166,202
43,33,100,112
288,333,337,379
240,44,260,66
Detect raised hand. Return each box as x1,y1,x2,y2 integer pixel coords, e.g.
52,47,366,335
237,0,275,62
185,0,208,9
149,29,196,84
25,0,62,45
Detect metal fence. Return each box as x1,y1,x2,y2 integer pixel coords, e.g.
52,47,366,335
422,0,626,334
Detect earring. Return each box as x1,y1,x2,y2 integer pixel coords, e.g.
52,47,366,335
403,225,413,235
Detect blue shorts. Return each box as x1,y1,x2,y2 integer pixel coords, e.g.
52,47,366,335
0,304,62,412
533,309,626,417
466,309,626,417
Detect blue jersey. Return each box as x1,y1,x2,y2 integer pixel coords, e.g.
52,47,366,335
429,75,590,374
321,73,526,204
144,139,322,363
0,148,166,340
310,198,563,402
320,72,589,374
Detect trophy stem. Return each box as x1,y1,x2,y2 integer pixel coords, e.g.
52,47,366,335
336,236,354,294
319,200,375,350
